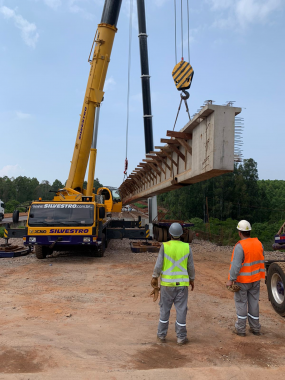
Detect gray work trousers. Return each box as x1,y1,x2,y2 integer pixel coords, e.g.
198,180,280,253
157,286,188,339
234,280,261,333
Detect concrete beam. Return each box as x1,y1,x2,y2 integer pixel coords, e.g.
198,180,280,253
119,103,241,205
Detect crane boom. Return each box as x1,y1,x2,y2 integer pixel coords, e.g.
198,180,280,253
66,0,122,193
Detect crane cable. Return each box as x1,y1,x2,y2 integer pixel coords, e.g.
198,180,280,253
173,0,192,130
174,0,177,65
181,0,183,60
124,0,133,181
187,0,190,63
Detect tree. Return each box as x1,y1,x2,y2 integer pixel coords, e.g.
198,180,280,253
158,158,281,224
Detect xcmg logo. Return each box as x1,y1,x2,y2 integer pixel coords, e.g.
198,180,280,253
30,230,47,233
79,106,87,140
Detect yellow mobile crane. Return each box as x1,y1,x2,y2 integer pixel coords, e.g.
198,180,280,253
10,0,149,259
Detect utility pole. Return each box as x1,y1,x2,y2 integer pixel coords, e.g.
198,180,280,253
137,0,158,236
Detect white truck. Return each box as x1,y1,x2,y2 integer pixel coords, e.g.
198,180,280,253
0,200,4,221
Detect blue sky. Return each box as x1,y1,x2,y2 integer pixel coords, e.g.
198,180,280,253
0,0,284,187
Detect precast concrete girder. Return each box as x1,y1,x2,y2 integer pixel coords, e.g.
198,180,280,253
119,103,241,205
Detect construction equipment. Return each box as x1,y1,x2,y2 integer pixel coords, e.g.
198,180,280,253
7,0,149,259
0,199,4,221
136,0,158,237
273,222,285,251
153,220,194,243
265,222,285,316
130,241,161,253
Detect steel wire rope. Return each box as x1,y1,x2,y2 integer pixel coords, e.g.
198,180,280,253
174,0,177,64
124,0,134,181
181,0,183,59
187,0,190,63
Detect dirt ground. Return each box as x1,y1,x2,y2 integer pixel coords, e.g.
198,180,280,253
1,238,285,380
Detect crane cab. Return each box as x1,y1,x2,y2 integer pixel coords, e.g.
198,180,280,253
97,187,122,213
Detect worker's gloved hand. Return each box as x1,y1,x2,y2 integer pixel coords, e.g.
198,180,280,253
151,277,158,289
150,286,160,302
226,281,241,292
150,277,160,301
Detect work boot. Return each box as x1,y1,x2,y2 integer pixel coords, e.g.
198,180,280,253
177,337,189,346
157,336,166,343
232,328,246,337
249,328,261,336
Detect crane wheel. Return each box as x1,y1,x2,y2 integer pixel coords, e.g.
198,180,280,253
95,233,106,257
187,230,194,243
153,226,157,240
267,262,285,316
158,228,164,242
34,245,47,259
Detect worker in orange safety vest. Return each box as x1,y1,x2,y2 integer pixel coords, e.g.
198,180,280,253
226,220,265,337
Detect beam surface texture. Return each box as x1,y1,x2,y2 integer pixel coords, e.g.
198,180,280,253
120,103,241,205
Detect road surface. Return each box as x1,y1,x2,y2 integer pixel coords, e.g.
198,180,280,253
0,238,285,379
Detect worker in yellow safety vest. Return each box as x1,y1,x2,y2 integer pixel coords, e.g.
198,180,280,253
151,223,195,345
226,220,265,337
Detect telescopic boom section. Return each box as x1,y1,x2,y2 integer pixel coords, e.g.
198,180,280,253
66,0,122,193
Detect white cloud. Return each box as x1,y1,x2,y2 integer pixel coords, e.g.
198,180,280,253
0,164,22,178
0,6,39,48
209,0,283,29
44,0,62,10
235,0,282,27
104,76,116,91
16,111,33,120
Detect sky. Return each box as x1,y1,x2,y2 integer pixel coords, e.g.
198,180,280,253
0,0,284,188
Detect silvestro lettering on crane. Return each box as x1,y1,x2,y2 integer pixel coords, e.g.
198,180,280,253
49,229,89,233
32,204,93,209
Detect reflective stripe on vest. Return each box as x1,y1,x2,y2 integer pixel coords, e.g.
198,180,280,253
228,238,265,283
161,240,189,287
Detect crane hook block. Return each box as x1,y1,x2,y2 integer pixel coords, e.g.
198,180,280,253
172,60,194,91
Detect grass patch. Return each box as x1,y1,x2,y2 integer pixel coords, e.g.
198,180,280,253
134,203,147,209
190,217,279,250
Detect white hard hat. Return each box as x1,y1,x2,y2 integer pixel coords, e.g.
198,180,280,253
237,220,251,232
169,222,183,238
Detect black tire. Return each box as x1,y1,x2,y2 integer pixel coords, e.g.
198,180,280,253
187,230,194,243
96,233,106,257
158,228,163,242
163,228,168,242
154,226,158,241
34,245,47,259
13,210,19,223
267,262,285,316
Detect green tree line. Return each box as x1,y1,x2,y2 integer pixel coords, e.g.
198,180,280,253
0,176,102,213
158,158,285,225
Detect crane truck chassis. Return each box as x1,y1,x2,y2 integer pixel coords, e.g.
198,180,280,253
8,187,149,259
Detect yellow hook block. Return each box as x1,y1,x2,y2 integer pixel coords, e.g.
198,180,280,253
172,60,194,91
